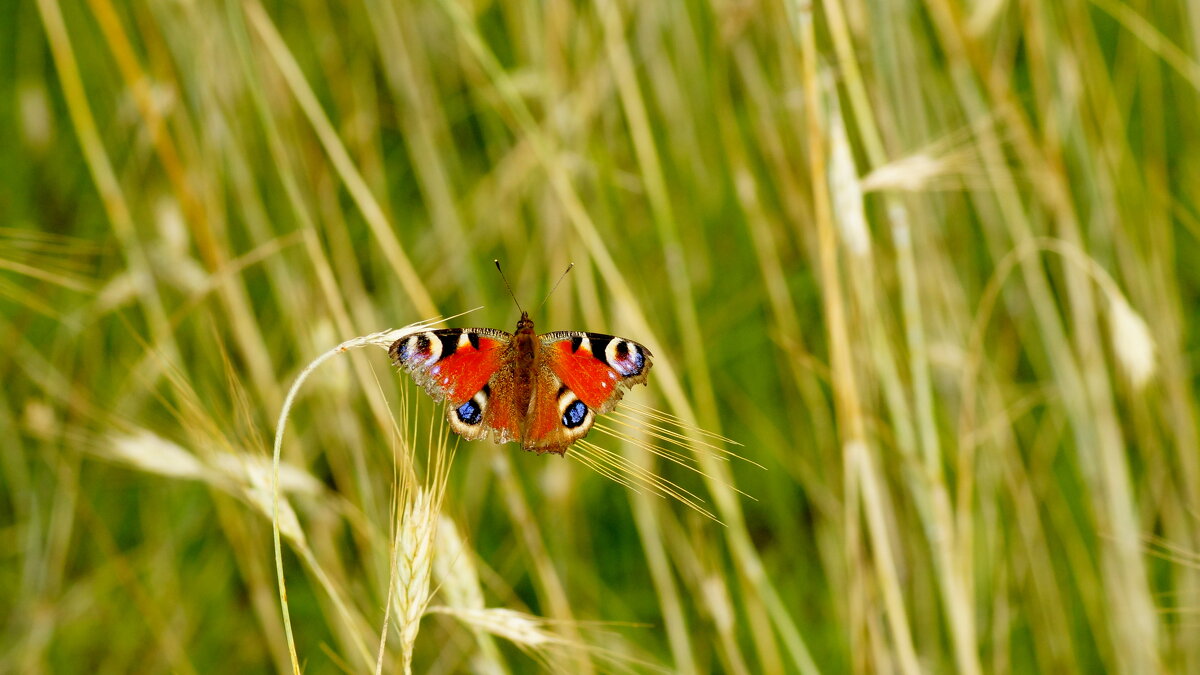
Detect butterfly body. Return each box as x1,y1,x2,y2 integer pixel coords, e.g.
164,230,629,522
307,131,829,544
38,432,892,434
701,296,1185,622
390,311,652,455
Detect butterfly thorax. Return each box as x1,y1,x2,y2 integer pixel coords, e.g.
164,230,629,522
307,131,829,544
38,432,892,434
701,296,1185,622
510,312,537,425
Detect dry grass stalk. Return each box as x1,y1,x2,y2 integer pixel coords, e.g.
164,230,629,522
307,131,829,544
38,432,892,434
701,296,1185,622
827,101,871,258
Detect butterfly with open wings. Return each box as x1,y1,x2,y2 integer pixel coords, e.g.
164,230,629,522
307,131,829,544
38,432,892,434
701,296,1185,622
389,310,652,455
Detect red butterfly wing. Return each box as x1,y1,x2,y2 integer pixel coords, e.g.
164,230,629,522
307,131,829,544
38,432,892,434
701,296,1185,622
539,331,653,414
390,328,510,405
478,360,522,446
517,365,587,455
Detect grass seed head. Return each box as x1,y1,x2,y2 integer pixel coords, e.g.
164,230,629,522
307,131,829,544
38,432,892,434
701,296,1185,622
431,607,555,649
1107,294,1157,388
434,514,485,611
244,460,308,547
107,431,209,480
395,487,439,671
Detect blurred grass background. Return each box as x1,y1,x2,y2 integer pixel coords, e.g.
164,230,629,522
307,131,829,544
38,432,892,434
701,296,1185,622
3,0,1200,671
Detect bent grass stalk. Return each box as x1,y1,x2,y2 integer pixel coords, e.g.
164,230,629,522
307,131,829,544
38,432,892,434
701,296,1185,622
270,317,467,674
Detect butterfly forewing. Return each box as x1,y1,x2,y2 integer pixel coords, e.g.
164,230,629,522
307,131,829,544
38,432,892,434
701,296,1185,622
389,328,510,404
539,331,653,414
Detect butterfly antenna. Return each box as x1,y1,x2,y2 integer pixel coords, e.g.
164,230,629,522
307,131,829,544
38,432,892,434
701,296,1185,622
493,260,524,314
538,263,574,309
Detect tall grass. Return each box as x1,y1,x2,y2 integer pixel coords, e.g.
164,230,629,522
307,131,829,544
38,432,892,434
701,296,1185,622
4,0,1200,671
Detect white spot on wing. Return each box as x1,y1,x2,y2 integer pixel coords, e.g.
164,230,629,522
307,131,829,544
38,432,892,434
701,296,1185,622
415,331,442,365
557,390,578,415
606,339,643,376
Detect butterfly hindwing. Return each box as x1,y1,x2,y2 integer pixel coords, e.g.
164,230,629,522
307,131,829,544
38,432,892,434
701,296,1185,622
477,355,524,446
539,331,653,414
389,328,510,405
520,367,596,455
444,384,492,441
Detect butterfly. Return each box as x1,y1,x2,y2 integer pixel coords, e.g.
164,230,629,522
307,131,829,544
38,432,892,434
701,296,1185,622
389,310,653,455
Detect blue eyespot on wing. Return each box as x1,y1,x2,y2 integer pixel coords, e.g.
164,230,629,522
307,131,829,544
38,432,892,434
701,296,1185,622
562,400,588,428
456,398,484,426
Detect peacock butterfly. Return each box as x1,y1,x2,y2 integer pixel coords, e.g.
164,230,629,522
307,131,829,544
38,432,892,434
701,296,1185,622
389,264,652,455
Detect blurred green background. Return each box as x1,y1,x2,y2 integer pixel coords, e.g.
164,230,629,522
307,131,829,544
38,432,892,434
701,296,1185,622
4,0,1200,672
